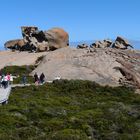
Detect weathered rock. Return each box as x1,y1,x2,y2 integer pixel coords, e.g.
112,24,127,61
21,26,47,51
32,47,123,86
115,59,140,88
90,37,133,50
21,26,69,51
4,39,27,51
37,41,49,52
44,28,69,50
90,39,112,48
77,44,89,49
0,51,47,69
32,47,140,89
5,26,69,52
112,36,133,49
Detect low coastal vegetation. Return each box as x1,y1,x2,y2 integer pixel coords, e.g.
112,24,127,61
0,80,140,139
1,55,45,84
1,65,35,84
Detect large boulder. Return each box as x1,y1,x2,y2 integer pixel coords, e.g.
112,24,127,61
21,26,45,51
112,36,133,49
4,39,27,51
21,26,69,52
90,39,112,48
44,28,69,50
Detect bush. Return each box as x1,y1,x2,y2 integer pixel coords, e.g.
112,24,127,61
1,65,34,76
0,80,140,139
1,65,35,84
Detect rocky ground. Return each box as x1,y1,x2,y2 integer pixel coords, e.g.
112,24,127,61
0,50,47,69
1,47,140,89
32,47,140,88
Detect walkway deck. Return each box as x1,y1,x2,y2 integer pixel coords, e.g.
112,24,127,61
0,84,31,104
0,86,11,104
0,81,53,104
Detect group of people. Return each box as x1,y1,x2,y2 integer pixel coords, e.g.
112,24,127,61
34,72,45,85
0,70,46,88
0,73,13,88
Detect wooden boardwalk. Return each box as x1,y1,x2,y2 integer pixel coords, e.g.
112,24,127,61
0,86,11,104
0,84,31,104
0,81,52,104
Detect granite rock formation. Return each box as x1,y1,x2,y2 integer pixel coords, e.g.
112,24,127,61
112,36,133,49
44,28,69,51
4,39,27,51
5,26,69,52
32,47,140,89
21,26,69,52
89,37,133,50
90,39,112,48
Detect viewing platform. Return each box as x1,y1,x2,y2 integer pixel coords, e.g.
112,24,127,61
0,86,11,104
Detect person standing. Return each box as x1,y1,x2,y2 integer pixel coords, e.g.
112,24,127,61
0,74,2,88
0,69,2,77
34,72,39,85
22,74,27,85
10,74,13,85
7,73,11,86
4,75,8,88
40,73,45,84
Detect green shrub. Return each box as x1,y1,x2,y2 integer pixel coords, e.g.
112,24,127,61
1,65,35,84
0,80,139,139
1,65,34,76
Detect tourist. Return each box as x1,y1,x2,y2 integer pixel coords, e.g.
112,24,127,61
7,73,11,86
22,74,27,85
34,72,39,85
10,74,13,85
40,73,45,84
0,75,2,88
3,75,8,88
0,69,2,76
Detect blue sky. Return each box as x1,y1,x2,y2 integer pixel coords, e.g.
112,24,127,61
0,0,140,47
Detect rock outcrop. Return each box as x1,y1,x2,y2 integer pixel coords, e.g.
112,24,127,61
21,26,49,52
4,39,27,51
5,26,69,52
112,36,133,49
21,26,69,52
0,50,47,69
32,47,140,89
90,39,112,48
89,37,133,50
44,28,69,51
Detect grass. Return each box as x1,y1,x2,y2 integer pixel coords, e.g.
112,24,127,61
0,80,140,140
